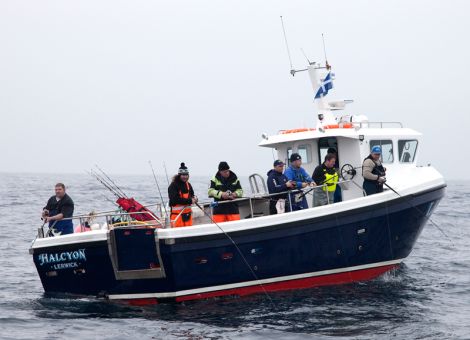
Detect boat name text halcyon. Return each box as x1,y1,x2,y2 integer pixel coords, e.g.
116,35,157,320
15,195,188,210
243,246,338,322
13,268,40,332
38,249,86,269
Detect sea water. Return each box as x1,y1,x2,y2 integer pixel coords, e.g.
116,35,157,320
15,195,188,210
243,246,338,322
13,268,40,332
0,173,469,339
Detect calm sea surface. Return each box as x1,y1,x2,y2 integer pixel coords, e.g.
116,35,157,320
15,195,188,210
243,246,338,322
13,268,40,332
0,173,469,339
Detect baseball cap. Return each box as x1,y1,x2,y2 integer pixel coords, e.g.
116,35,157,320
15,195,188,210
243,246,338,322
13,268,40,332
371,146,382,154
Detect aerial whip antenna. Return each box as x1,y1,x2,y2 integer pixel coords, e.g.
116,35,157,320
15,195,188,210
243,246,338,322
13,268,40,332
322,33,330,69
300,48,312,65
280,16,295,76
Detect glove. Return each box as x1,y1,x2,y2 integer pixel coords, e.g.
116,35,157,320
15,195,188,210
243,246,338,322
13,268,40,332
378,177,386,184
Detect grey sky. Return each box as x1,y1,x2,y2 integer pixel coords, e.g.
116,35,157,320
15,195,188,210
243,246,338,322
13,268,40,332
1,1,469,179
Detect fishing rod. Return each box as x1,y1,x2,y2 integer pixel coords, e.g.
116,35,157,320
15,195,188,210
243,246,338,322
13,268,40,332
342,162,454,246
94,164,128,198
149,161,169,225
384,183,454,247
162,162,170,187
194,202,275,308
88,170,122,198
101,193,119,206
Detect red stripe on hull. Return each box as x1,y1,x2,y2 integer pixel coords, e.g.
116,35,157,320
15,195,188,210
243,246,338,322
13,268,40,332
116,264,398,304
127,298,159,306
175,264,398,302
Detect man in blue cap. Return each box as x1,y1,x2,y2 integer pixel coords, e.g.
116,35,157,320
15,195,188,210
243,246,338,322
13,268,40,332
362,146,387,195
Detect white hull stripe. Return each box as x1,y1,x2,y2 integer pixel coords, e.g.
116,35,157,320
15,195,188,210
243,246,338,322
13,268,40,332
107,258,403,300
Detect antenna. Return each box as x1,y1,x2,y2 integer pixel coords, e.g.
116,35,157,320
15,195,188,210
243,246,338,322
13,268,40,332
280,16,295,75
322,33,330,70
300,48,312,65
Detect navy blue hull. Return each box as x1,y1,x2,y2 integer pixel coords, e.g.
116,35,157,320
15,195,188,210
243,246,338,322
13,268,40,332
32,186,445,301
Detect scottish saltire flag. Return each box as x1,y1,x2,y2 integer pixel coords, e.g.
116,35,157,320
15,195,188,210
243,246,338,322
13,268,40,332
314,72,333,99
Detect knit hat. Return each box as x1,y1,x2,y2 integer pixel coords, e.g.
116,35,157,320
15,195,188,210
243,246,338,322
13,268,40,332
290,153,302,162
218,161,230,171
178,162,189,175
273,160,284,167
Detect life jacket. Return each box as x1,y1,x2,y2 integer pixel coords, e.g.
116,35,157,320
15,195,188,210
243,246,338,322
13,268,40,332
362,155,386,183
322,167,339,192
116,197,156,221
171,182,192,215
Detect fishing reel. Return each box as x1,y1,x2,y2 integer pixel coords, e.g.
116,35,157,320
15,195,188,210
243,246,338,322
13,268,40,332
340,164,357,180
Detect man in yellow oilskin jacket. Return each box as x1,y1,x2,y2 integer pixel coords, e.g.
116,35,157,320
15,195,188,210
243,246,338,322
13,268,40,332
311,153,339,207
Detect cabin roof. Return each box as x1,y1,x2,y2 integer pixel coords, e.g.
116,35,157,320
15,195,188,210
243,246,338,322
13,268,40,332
258,127,422,148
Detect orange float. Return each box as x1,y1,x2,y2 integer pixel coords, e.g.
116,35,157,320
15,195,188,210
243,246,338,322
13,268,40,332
280,123,353,134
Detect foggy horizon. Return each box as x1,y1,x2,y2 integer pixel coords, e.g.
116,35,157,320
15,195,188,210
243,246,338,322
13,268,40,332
1,1,469,180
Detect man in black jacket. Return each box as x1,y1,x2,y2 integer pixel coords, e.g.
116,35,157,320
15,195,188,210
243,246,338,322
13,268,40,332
208,162,243,223
266,160,294,214
168,163,198,227
42,183,74,235
312,154,339,207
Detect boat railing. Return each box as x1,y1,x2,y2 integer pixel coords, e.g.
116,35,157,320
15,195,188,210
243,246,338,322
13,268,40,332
37,208,165,239
356,121,403,129
36,180,353,238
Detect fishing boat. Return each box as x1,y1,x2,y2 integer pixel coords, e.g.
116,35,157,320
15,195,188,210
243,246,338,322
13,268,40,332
29,57,446,304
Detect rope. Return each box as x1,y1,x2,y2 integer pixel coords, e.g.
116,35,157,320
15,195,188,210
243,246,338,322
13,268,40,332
195,203,275,308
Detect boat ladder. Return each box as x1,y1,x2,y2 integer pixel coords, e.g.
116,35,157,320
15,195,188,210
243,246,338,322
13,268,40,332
249,173,267,195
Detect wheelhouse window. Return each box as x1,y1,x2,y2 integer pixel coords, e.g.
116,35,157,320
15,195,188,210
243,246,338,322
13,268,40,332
318,137,338,166
370,140,394,163
298,145,311,164
287,147,292,165
398,140,418,163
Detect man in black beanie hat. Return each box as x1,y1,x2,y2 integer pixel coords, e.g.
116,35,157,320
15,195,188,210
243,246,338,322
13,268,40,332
168,162,198,227
208,161,243,223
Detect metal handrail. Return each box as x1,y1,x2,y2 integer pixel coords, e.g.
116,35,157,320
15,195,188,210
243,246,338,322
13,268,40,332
37,180,354,238
204,179,352,204
248,173,268,195
356,121,403,129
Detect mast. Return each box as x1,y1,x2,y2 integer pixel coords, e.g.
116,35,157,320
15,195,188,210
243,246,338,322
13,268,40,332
307,63,337,128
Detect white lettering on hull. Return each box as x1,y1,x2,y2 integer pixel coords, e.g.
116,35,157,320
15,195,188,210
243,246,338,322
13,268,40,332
37,249,86,270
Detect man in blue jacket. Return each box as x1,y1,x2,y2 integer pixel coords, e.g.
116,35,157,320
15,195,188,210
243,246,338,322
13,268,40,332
284,153,316,211
266,160,294,214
